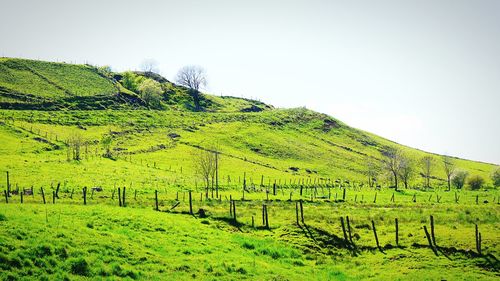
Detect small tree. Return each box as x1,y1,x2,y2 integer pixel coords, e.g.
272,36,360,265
175,65,207,111
138,79,162,108
420,156,434,188
468,175,485,190
101,135,113,158
67,132,84,161
366,158,380,188
452,170,468,189
382,147,403,191
492,167,500,187
140,59,159,73
399,154,413,189
442,155,456,191
193,148,216,199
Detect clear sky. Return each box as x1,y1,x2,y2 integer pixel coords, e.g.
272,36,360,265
1,0,499,164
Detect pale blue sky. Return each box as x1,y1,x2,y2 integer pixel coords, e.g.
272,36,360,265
1,0,499,164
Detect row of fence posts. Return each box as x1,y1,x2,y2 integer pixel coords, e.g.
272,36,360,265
2,185,487,257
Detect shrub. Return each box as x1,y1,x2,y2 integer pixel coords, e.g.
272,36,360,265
468,175,485,190
68,257,90,276
492,168,500,187
452,170,468,189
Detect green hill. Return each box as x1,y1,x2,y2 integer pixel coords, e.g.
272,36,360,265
0,57,271,112
0,57,499,280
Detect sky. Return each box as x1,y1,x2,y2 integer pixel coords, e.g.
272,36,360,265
1,0,499,164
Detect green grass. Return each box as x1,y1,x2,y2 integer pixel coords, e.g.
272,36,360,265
0,58,499,280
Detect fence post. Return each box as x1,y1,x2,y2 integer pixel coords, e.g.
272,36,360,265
55,182,60,199
6,171,10,198
430,215,436,247
424,226,438,256
372,220,381,251
346,216,354,245
340,217,349,246
41,187,46,204
300,200,305,225
155,190,159,211
118,188,122,207
122,187,126,207
83,187,87,205
52,191,56,204
20,191,23,204
3,190,7,203
189,191,193,215
232,200,236,223
295,201,299,225
395,218,399,247
265,205,269,229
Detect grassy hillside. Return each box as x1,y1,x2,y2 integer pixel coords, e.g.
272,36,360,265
0,58,498,280
0,108,496,189
0,58,271,112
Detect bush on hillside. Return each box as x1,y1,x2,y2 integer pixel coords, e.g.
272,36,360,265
452,170,468,189
492,168,500,187
468,175,485,190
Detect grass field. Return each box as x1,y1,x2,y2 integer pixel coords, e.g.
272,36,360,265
0,58,499,280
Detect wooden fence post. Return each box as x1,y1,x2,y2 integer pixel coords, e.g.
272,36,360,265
55,182,60,199
342,188,346,201
41,187,46,204
340,217,349,246
373,192,377,203
300,200,305,225
6,171,10,198
155,190,159,211
83,187,87,205
3,190,7,203
122,187,126,207
232,200,236,223
423,226,438,256
52,191,56,204
372,220,381,251
118,188,122,207
346,216,354,245
430,215,436,247
395,218,399,247
475,224,482,255
264,205,269,229
20,191,23,204
189,191,193,215
295,201,299,225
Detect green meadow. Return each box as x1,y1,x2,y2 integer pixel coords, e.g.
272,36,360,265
0,58,499,280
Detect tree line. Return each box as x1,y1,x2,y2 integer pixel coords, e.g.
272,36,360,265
371,148,500,190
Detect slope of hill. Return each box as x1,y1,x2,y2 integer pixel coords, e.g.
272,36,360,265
0,57,271,112
0,57,499,281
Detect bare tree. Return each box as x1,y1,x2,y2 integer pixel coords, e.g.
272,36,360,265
442,155,456,191
191,143,221,199
175,65,207,111
420,156,434,188
193,148,216,199
399,154,413,189
67,132,84,161
140,59,159,73
382,147,403,191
